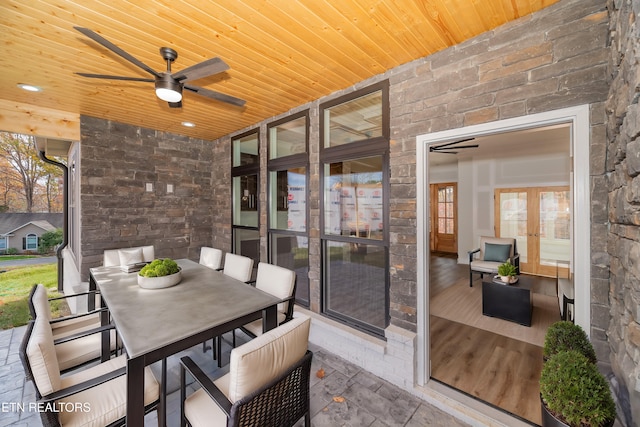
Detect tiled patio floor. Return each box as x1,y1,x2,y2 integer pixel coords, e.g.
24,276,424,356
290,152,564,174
1,324,471,427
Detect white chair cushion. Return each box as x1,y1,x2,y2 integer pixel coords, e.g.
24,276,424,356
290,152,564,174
51,313,102,340
227,315,310,402
117,247,144,266
103,245,154,267
255,262,296,314
469,260,502,273
27,318,61,396
184,387,229,427
32,284,52,322
241,312,287,337
55,329,118,371
199,247,223,270
223,253,254,282
58,361,159,427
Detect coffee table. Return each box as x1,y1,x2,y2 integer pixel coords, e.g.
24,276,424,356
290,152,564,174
482,275,534,326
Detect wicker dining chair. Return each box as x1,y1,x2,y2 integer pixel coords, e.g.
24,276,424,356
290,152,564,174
181,316,312,427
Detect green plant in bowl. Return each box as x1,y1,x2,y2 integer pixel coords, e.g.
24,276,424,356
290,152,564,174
540,350,615,427
139,258,180,277
543,321,597,364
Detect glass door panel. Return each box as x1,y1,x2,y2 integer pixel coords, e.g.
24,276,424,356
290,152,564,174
539,190,571,275
498,191,528,265
496,187,570,276
430,183,457,253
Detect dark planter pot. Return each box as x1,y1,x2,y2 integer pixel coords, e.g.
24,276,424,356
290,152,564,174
541,396,615,427
541,399,568,427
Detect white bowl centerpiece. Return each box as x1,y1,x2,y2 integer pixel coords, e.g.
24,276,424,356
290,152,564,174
137,258,182,289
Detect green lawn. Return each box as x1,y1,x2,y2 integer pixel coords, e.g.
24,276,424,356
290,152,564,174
0,255,37,262
0,263,65,329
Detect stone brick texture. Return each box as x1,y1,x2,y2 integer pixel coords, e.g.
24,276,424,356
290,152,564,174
79,116,217,279
605,0,640,424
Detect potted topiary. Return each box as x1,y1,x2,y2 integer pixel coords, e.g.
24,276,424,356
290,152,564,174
543,321,597,363
497,259,518,284
540,350,616,427
137,258,182,289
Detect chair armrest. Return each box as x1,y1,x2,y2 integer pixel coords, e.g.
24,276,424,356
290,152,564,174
47,290,100,302
49,307,108,325
281,294,296,323
53,324,115,345
510,253,521,273
180,356,232,416
39,367,126,403
468,248,480,262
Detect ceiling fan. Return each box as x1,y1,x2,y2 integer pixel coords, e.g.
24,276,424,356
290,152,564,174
73,27,246,109
429,138,479,154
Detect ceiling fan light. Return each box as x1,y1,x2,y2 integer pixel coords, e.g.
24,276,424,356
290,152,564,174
155,76,182,103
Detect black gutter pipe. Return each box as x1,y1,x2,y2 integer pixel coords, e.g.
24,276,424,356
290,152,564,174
38,150,68,292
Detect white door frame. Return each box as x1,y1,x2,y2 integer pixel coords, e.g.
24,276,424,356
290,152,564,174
415,105,591,385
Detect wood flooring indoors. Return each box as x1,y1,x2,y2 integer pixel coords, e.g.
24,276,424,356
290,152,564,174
429,252,561,426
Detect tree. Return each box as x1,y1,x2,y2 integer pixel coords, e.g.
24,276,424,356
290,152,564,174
0,132,64,212
39,228,63,254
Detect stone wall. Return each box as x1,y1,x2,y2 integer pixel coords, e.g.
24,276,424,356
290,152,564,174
79,116,216,279
208,0,611,335
387,0,611,332
606,0,640,424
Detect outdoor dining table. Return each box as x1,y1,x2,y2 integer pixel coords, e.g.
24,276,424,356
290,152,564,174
88,258,281,427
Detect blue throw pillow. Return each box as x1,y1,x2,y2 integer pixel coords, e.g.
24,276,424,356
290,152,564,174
484,243,511,262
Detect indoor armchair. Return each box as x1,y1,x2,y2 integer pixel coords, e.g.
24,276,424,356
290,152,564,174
468,236,520,287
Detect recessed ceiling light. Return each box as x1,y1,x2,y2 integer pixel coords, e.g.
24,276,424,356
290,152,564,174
17,83,42,92
181,121,196,128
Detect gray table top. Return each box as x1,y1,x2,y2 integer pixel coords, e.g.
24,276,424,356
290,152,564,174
90,258,280,358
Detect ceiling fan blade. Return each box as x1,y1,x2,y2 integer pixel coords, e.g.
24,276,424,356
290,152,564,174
432,137,476,150
74,27,161,78
75,73,155,82
168,101,182,108
172,57,230,82
184,84,246,107
434,144,479,150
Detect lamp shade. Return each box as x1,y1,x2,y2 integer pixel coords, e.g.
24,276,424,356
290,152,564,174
155,75,182,103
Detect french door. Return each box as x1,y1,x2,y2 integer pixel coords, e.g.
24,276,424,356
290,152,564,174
430,183,457,254
495,186,570,276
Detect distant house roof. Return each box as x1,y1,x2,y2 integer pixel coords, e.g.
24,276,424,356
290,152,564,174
0,213,63,236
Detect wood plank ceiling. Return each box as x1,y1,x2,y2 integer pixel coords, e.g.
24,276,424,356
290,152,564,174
0,0,558,141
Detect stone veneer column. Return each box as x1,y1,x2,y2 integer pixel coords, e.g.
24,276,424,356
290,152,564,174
605,0,640,424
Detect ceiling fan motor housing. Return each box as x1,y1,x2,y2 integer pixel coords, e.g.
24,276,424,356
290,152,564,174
155,73,182,103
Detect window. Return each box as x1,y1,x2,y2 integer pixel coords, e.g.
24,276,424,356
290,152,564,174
25,233,38,251
324,156,384,240
269,115,307,159
232,132,259,167
232,130,260,264
267,111,310,306
320,81,389,336
0,237,6,252
323,90,383,147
